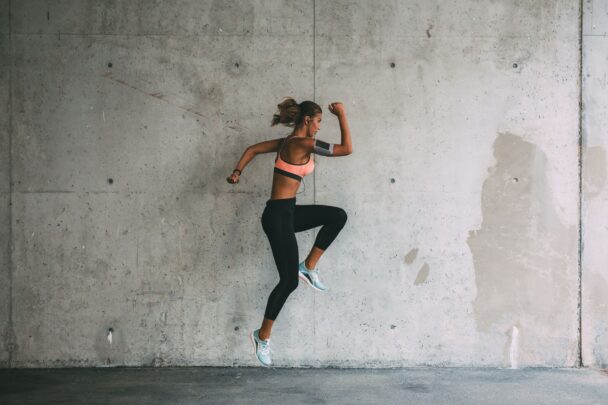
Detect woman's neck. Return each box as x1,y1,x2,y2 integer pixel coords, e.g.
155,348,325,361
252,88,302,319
291,126,309,138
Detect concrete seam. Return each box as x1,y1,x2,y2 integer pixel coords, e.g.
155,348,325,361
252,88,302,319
6,0,15,368
577,0,584,369
312,0,317,357
313,0,316,207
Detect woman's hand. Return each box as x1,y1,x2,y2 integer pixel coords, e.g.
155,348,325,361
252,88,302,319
227,170,240,184
328,102,345,118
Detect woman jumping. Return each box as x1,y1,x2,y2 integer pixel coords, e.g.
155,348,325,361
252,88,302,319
226,98,352,366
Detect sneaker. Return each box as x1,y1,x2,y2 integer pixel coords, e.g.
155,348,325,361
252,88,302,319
250,329,271,367
298,261,328,291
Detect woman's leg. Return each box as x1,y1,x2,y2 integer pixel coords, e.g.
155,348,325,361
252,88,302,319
294,204,348,269
258,318,274,341
304,246,325,271
259,208,300,340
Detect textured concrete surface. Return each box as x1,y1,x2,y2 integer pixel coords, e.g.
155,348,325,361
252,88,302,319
313,0,579,367
1,367,608,404
0,0,604,369
1,0,11,368
582,0,608,369
7,0,315,368
0,191,9,368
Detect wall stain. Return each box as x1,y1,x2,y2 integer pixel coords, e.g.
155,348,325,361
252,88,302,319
467,133,577,337
404,248,418,264
586,272,608,367
502,324,522,367
174,62,225,113
414,263,430,285
102,72,206,118
583,146,606,199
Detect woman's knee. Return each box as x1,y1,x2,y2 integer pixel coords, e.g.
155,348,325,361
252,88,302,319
335,207,347,226
281,274,299,293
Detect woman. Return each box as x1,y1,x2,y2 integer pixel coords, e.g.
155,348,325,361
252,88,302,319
227,98,352,366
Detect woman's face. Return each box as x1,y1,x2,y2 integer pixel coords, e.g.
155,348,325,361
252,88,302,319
306,113,322,137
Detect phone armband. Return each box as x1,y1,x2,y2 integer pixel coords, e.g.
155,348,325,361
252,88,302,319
313,139,335,156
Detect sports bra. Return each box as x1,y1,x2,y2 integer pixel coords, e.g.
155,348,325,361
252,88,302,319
273,137,315,182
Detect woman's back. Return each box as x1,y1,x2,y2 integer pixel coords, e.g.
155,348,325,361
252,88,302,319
271,137,313,199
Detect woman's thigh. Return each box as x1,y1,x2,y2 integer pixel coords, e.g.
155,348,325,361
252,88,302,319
263,210,299,275
293,204,344,233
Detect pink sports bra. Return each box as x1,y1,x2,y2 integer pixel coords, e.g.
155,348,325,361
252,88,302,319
274,137,314,182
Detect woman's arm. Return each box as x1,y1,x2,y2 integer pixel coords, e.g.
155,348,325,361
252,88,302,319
330,103,352,156
227,137,284,184
299,102,352,157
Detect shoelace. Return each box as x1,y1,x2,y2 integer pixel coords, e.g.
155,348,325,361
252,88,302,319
259,340,270,356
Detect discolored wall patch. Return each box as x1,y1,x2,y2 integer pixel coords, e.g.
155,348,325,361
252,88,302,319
414,263,430,285
583,146,606,199
583,271,608,367
404,248,418,265
467,133,578,345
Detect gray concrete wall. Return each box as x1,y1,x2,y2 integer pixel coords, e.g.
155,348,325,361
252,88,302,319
582,0,608,369
1,0,602,368
314,0,580,368
1,0,12,368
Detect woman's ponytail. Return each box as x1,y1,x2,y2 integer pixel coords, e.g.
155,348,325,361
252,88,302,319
271,97,300,127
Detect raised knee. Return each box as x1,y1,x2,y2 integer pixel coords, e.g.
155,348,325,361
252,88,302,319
336,208,347,225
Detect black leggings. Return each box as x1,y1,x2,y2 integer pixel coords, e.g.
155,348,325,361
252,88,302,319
261,197,348,321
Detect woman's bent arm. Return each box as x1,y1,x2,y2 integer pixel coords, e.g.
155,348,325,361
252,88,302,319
234,138,283,173
327,102,352,156
332,114,352,156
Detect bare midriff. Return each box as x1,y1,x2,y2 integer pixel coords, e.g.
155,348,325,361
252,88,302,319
270,173,303,200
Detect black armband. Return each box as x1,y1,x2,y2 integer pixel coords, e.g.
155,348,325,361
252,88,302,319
313,139,335,156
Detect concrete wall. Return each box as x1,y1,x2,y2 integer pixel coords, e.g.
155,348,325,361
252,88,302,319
0,0,10,368
582,0,608,369
1,0,602,368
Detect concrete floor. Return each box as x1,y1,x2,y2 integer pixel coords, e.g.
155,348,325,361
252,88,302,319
0,367,607,404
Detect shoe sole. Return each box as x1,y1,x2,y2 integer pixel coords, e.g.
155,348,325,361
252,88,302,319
250,330,271,367
298,271,326,292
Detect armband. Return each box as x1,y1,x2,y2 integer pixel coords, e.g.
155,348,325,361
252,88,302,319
313,139,335,156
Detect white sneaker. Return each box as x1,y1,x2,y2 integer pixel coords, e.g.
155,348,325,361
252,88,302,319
298,262,328,291
250,329,272,367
